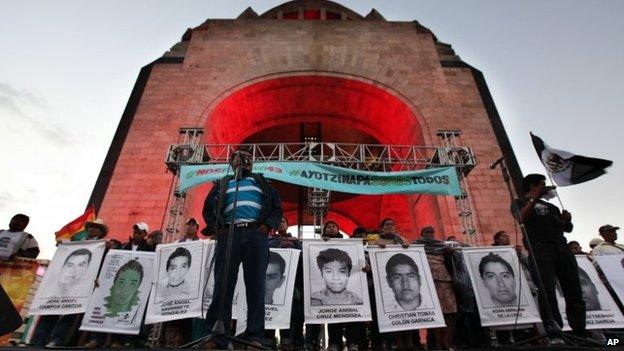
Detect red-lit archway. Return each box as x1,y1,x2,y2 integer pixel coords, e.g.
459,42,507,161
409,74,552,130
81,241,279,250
186,75,443,240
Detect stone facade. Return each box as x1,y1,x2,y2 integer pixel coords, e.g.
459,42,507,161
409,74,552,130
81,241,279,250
90,1,522,245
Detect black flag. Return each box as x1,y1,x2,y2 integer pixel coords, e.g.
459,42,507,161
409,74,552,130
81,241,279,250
531,132,612,186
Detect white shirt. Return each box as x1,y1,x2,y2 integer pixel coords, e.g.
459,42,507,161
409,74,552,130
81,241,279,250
592,242,624,255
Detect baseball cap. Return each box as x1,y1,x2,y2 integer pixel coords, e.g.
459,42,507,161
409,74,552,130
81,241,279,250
599,224,620,234
133,222,149,233
589,238,603,247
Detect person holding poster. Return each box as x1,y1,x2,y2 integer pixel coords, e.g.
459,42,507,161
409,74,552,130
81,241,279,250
513,174,588,336
368,245,446,351
80,250,154,343
304,236,371,351
368,218,415,351
556,255,624,330
29,240,106,347
0,213,39,260
412,226,457,350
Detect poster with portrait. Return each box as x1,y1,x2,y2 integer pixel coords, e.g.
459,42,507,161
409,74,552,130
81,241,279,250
145,241,207,324
29,240,106,315
556,255,624,330
234,249,301,335
368,245,446,332
303,239,371,324
595,254,624,308
80,250,154,335
462,246,541,327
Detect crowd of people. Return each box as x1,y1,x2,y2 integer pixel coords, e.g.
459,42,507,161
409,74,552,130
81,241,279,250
2,166,624,350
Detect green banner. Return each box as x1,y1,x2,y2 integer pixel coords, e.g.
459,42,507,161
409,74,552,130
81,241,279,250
179,162,461,196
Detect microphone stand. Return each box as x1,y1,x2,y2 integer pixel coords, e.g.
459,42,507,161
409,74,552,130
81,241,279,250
183,163,268,350
492,157,601,348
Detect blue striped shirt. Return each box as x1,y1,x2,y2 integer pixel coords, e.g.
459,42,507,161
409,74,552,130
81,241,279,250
224,177,263,224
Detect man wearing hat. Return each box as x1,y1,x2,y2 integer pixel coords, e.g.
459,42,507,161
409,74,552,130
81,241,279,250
202,149,283,348
592,225,624,255
121,222,153,252
178,217,201,242
84,218,108,240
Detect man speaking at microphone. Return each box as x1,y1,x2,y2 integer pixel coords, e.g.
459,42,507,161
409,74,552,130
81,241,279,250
202,149,283,348
514,173,587,337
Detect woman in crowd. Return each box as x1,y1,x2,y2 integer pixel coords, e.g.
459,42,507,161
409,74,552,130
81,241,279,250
370,218,418,350
413,226,457,350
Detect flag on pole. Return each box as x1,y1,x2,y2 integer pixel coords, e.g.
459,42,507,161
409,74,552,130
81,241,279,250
531,132,613,186
55,205,96,241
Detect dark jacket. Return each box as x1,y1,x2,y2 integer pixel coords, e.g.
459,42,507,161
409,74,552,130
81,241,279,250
121,239,155,252
201,173,282,235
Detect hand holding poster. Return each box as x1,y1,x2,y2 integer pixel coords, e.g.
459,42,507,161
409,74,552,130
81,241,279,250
462,246,541,327
556,255,624,330
368,245,446,332
303,239,372,324
145,241,208,324
595,254,624,307
80,250,154,335
29,240,106,315
234,248,301,334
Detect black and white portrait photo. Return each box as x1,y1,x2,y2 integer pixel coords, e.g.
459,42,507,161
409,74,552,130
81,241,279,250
234,248,301,332
156,247,193,302
557,255,624,330
265,250,288,306
146,241,206,324
303,239,371,324
477,252,517,307
29,241,106,316
310,247,363,306
368,245,446,332
462,246,540,327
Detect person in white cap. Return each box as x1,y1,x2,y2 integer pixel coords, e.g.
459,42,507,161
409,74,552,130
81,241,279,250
121,222,153,252
592,225,624,255
178,218,200,242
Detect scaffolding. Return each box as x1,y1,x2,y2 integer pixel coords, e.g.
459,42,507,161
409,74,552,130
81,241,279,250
163,133,478,243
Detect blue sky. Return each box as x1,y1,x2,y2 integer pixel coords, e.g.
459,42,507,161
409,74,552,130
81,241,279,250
1,1,623,258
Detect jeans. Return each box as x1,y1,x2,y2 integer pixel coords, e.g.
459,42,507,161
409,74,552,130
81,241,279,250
204,227,268,345
529,241,586,333
31,315,57,346
48,314,82,345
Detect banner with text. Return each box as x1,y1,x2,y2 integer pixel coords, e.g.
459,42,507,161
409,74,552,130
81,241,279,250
179,162,461,196
29,241,106,316
80,250,154,335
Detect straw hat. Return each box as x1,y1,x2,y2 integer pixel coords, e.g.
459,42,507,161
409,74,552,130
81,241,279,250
85,218,109,238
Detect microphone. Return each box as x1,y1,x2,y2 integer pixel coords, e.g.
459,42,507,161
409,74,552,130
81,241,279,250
490,157,504,169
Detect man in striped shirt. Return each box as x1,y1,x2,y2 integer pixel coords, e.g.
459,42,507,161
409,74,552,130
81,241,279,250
202,150,283,348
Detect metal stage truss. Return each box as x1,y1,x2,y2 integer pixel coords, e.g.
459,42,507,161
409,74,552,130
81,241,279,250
162,128,479,243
